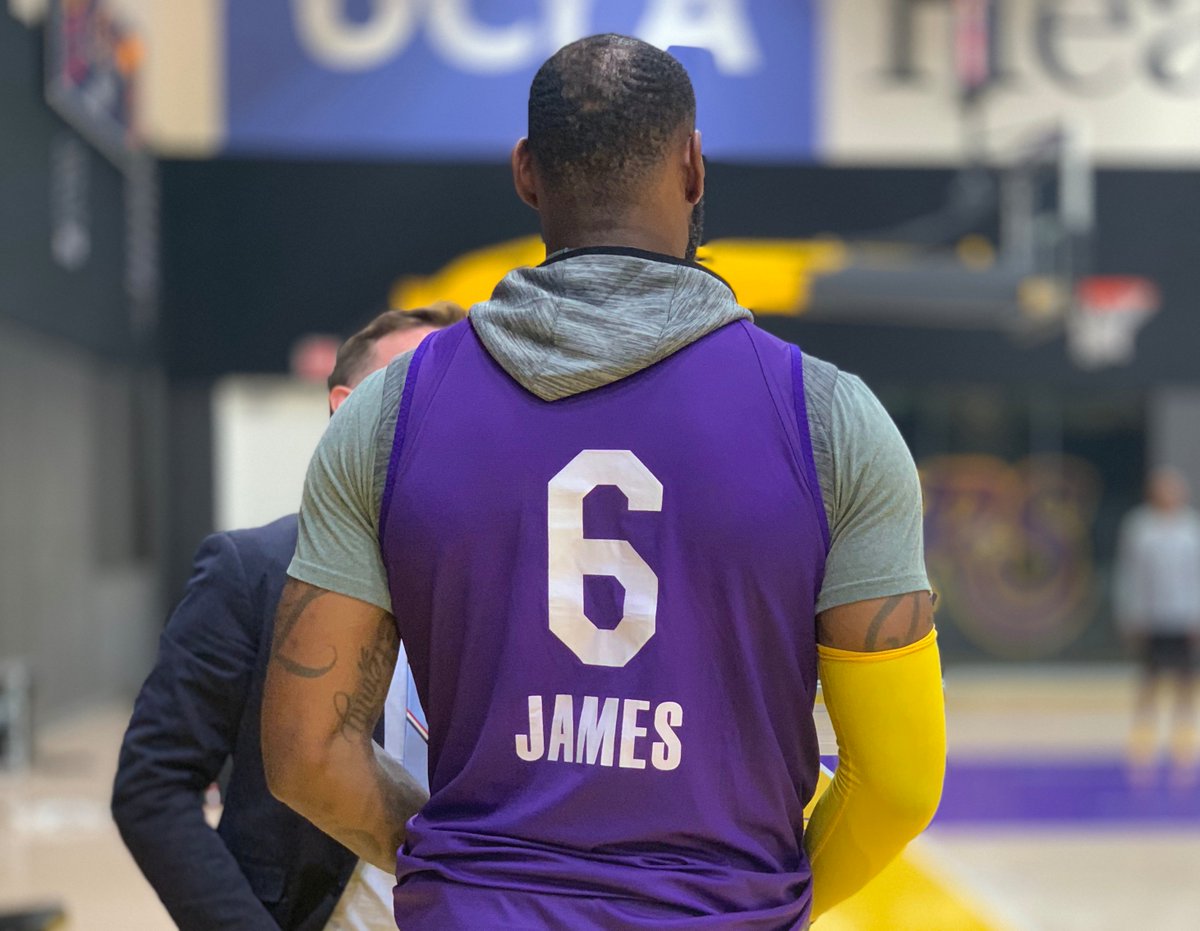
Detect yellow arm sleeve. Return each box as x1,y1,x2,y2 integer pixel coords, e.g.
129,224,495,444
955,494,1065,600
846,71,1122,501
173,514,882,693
803,629,947,922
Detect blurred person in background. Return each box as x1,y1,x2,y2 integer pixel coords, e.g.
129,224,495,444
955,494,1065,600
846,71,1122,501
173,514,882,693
1116,466,1200,788
262,34,945,930
111,303,465,931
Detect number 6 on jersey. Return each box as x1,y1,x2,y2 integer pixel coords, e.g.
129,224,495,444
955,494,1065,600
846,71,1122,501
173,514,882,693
547,450,663,667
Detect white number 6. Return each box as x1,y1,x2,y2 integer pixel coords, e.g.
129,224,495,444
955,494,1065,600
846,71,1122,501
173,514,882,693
547,450,663,667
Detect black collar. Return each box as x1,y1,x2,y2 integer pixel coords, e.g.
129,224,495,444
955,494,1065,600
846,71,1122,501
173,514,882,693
540,245,735,296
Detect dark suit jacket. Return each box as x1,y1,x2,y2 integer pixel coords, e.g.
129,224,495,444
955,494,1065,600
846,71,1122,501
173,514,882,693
112,515,358,931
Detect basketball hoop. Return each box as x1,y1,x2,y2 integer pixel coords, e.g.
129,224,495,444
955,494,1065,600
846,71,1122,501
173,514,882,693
1067,276,1159,369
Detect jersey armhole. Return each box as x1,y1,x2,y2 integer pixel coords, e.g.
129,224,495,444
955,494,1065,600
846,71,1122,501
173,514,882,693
377,336,432,545
790,344,832,552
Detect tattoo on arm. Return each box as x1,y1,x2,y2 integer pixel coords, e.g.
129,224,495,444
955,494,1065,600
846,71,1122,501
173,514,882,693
820,591,934,652
271,581,338,678
333,613,399,739
866,593,927,651
864,595,904,651
907,594,923,640
265,583,419,871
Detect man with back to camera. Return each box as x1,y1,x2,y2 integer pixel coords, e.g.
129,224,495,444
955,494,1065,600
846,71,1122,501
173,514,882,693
261,35,946,929
112,304,464,931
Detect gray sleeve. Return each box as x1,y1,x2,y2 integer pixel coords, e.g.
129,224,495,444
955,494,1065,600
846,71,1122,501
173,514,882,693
808,368,930,614
287,358,408,614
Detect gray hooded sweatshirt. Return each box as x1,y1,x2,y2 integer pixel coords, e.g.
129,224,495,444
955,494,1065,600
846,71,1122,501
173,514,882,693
290,252,928,616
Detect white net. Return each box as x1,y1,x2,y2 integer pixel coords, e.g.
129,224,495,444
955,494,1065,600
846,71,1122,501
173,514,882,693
1066,277,1159,369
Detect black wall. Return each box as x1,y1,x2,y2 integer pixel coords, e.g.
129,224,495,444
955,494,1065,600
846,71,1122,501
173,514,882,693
159,158,1200,388
160,160,531,376
0,15,133,358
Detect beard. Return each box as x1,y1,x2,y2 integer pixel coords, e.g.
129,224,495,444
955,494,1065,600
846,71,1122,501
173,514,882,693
685,194,706,262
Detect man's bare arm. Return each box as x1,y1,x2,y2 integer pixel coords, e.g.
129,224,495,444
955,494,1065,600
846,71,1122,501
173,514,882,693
817,590,934,651
262,579,428,871
805,590,944,918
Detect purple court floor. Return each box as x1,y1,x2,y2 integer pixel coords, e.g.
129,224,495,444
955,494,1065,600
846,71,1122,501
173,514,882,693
819,754,1200,826
934,759,1200,826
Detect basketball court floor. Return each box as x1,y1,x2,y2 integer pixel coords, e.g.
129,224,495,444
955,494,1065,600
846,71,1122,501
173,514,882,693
1,665,1196,930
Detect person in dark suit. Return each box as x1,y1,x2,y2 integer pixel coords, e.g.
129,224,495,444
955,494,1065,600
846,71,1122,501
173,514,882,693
111,304,464,931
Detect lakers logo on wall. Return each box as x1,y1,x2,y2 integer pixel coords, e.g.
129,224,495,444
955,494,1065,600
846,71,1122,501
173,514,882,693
921,455,1101,660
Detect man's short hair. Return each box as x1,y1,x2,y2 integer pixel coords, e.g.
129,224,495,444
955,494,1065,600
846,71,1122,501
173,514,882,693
328,301,466,391
528,34,695,211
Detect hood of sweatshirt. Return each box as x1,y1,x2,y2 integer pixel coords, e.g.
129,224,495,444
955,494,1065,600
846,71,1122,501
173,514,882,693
469,247,750,401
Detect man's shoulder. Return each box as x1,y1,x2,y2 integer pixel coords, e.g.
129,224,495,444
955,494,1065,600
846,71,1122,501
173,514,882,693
221,513,298,552
214,514,299,581
733,327,902,466
737,322,843,397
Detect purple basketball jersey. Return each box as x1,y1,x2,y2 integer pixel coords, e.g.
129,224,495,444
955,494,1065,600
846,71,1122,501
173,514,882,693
380,319,828,929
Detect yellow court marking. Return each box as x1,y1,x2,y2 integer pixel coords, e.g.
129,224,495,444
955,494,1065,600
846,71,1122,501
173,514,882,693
806,765,1011,930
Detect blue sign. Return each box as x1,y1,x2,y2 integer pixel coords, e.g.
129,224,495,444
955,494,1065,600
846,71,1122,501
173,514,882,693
225,0,819,161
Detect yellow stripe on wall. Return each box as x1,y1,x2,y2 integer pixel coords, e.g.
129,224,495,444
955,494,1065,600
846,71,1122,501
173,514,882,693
390,236,848,316
697,238,847,315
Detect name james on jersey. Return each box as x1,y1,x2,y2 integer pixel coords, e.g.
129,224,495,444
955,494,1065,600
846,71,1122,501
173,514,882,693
515,695,683,771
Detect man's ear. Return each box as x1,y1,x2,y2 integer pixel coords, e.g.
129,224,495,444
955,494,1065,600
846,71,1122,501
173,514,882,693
685,129,705,206
328,384,352,414
511,138,540,210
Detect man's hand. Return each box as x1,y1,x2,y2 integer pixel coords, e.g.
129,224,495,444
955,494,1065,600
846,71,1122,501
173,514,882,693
262,579,429,871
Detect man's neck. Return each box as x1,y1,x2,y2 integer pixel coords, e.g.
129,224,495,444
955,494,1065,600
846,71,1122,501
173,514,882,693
542,219,686,260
